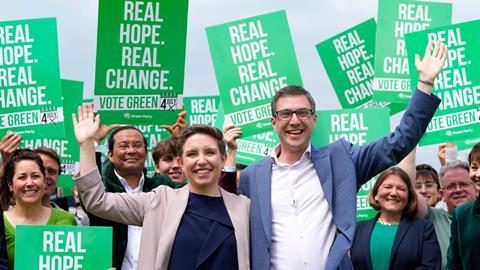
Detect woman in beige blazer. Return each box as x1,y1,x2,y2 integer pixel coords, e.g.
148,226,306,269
73,104,250,270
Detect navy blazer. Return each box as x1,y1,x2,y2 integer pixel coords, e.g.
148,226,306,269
239,90,441,270
351,215,441,270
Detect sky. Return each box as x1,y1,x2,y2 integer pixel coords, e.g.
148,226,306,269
1,0,479,170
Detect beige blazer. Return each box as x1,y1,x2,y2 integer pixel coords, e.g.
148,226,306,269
75,168,250,270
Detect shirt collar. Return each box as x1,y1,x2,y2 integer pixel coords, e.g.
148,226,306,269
270,144,311,166
114,169,145,192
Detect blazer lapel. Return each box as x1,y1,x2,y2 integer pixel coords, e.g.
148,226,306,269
222,189,249,270
256,159,273,242
157,186,190,268
390,217,411,263
311,147,333,208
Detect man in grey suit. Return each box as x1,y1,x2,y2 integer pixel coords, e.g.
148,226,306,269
239,40,448,269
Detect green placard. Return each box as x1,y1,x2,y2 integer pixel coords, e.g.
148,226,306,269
311,108,390,147
312,107,390,221
94,0,189,125
236,130,279,166
184,95,220,126
15,225,112,269
405,20,480,146
22,80,83,197
316,19,383,109
373,0,452,103
456,137,480,151
97,125,171,177
0,18,64,138
356,177,378,221
214,102,278,165
316,18,407,115
206,10,303,137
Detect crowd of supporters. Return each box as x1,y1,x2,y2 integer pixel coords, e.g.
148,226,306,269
0,40,478,270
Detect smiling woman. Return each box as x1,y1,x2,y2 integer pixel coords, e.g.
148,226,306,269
73,103,251,270
350,167,441,270
0,149,76,269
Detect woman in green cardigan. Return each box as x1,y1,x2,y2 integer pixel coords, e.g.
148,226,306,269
0,149,76,269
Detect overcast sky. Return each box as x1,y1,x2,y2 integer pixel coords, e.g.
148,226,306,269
1,0,479,169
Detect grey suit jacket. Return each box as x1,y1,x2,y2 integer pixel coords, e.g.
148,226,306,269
75,168,250,270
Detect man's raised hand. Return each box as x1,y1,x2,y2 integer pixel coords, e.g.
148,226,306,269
415,40,448,84
72,103,100,145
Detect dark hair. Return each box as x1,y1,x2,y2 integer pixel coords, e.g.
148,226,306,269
108,126,147,152
34,147,61,175
0,149,45,210
177,125,226,157
415,163,440,189
152,137,178,164
468,142,480,165
271,85,316,116
368,167,418,218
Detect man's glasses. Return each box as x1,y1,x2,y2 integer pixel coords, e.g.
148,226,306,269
274,109,314,121
444,182,473,191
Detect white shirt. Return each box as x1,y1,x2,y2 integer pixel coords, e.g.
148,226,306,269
270,144,336,270
115,170,145,270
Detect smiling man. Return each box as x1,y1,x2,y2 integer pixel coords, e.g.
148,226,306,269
239,41,447,270
415,160,477,269
89,126,177,270
34,147,63,208
151,136,187,184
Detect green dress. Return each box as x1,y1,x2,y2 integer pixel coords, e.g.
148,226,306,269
3,208,76,269
370,221,399,270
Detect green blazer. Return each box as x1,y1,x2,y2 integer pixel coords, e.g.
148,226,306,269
447,197,480,270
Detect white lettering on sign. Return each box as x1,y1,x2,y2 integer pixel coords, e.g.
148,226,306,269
38,231,87,270
228,20,268,44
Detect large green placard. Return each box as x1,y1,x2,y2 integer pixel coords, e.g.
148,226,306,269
373,0,452,103
311,107,390,221
316,18,407,115
94,0,188,125
206,10,303,137
317,19,383,109
0,18,64,138
15,225,112,269
22,79,83,197
406,20,480,146
184,95,220,126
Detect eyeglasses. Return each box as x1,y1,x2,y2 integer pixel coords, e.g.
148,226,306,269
274,109,314,120
117,142,145,151
415,182,437,189
444,182,473,191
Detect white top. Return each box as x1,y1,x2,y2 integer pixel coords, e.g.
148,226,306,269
270,144,336,270
115,170,145,270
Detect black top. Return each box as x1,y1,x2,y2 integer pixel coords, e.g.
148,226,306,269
168,192,238,270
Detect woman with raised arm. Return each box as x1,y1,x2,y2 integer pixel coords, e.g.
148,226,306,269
73,104,250,270
0,149,76,269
